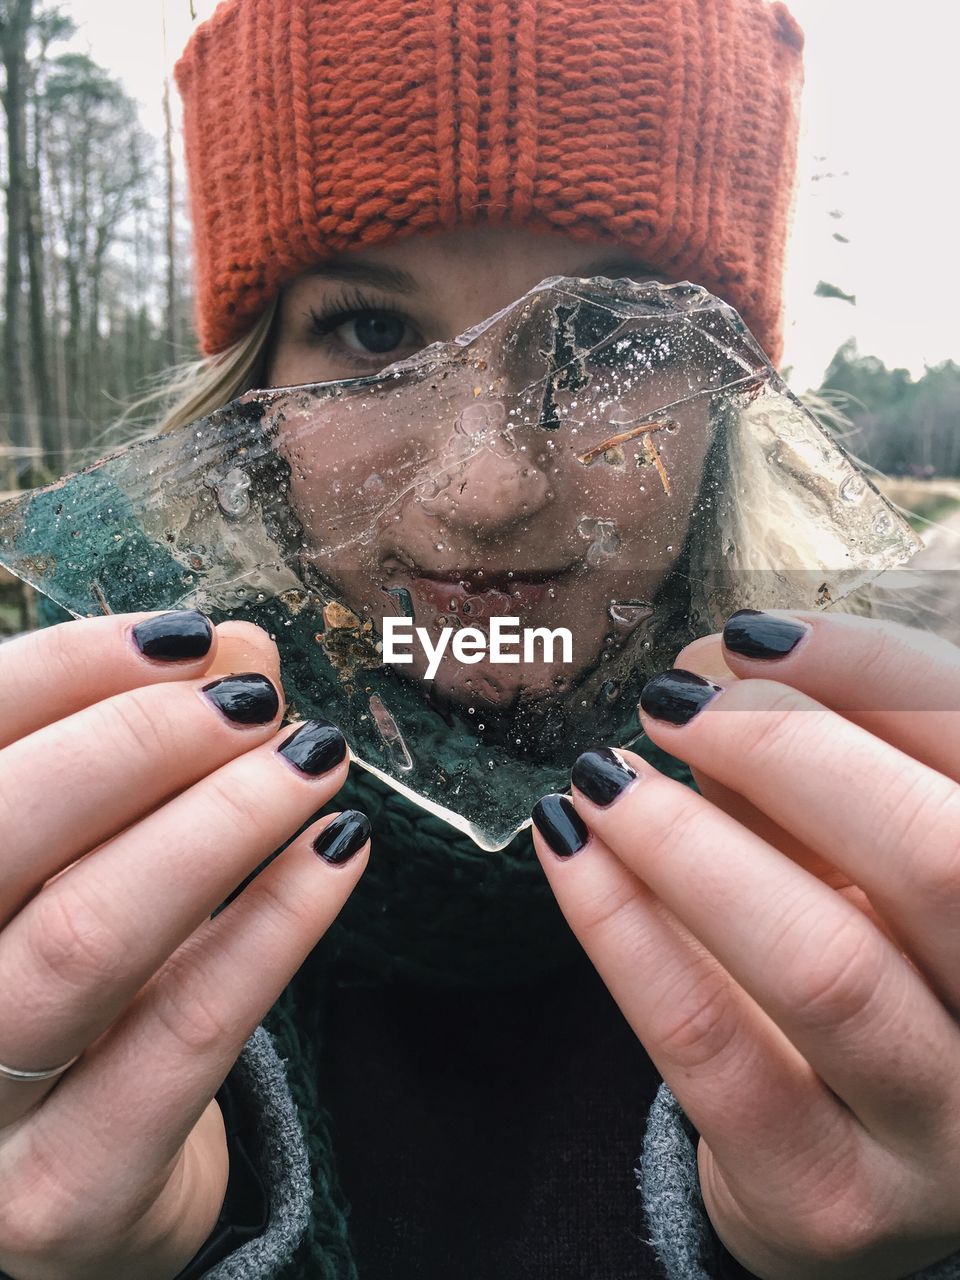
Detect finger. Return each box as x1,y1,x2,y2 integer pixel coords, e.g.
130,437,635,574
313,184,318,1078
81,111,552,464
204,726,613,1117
719,609,960,782
659,641,825,873
202,621,282,685
0,718,351,1127
563,746,959,1145
529,794,857,1197
670,633,918,934
0,611,232,749
0,671,286,922
672,632,737,683
656,643,833,877
675,634,848,880
21,809,369,1203
686,769,902,947
691,768,843,879
654,644,828,877
638,669,960,1016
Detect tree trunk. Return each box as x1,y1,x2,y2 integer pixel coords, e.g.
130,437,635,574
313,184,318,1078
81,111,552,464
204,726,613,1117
25,89,52,466
162,70,177,358
43,124,69,458
1,0,38,478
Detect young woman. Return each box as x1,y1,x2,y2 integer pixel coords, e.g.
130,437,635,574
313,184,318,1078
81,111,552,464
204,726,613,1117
1,2,960,1279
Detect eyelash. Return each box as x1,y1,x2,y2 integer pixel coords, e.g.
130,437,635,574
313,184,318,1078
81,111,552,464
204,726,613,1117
306,286,421,371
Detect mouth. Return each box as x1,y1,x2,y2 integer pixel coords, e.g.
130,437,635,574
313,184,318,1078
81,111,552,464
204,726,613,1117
382,555,577,615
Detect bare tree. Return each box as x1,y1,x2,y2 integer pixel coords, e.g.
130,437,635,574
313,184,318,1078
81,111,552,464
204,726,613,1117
24,5,72,470
42,53,154,430
0,0,38,482
0,6,195,480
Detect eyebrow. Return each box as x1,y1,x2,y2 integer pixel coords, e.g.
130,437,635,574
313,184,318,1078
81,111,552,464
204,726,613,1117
303,254,668,295
304,258,420,294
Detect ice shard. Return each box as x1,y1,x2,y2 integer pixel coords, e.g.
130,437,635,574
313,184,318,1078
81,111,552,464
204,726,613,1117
0,277,922,847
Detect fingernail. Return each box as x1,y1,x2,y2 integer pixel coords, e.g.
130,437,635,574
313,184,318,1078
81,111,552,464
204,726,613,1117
132,610,213,661
531,793,589,859
723,609,810,659
313,810,371,864
571,747,637,807
201,673,280,725
639,669,723,725
277,719,348,776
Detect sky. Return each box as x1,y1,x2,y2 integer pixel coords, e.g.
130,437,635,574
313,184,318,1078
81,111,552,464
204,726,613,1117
53,0,959,391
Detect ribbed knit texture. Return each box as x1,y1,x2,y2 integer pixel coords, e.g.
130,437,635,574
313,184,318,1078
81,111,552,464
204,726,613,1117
300,732,699,989
640,1085,725,1279
173,0,804,364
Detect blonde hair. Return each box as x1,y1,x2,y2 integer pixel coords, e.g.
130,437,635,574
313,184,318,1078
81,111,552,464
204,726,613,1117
100,296,280,451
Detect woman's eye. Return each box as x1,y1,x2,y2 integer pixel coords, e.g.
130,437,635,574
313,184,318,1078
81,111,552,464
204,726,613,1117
309,306,421,369
341,312,412,355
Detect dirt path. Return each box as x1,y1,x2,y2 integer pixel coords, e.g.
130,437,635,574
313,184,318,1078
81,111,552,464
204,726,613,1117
871,481,960,647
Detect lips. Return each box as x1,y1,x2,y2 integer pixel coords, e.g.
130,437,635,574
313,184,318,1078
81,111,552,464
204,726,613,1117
380,549,578,620
408,576,548,616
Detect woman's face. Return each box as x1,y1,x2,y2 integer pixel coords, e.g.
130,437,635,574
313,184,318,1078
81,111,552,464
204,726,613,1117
264,226,713,714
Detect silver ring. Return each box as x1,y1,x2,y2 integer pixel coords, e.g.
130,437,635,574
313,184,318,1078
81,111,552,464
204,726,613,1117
0,1053,80,1082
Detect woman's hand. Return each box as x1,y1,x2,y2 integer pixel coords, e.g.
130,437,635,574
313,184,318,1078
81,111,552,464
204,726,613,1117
0,610,370,1280
530,608,960,1280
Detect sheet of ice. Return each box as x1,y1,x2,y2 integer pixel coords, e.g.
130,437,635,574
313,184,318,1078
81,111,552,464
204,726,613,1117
0,278,922,848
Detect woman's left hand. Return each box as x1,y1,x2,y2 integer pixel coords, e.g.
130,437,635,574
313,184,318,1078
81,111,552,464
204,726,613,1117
530,609,960,1280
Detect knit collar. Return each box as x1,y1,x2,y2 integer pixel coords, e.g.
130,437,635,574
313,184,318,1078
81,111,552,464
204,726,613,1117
308,741,693,989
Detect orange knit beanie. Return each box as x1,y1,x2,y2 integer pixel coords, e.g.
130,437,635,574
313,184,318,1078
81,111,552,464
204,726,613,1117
174,0,804,364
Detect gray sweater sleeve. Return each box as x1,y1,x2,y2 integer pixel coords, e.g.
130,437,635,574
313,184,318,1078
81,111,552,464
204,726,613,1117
639,1081,960,1280
185,1026,312,1280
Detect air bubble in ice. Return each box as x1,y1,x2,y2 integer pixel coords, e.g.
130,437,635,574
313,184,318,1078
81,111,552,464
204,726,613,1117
213,466,251,518
455,401,506,435
840,474,866,504
873,512,892,536
382,585,415,618
368,694,414,772
585,519,620,565
607,600,653,628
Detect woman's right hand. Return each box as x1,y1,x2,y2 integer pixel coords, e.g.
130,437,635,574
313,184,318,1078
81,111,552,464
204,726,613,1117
0,610,370,1280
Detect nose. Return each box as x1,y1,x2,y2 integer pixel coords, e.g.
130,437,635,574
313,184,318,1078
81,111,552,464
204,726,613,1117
419,438,553,538
446,446,552,535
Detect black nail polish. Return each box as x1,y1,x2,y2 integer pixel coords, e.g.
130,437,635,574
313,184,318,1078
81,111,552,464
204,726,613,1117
278,719,347,775
202,673,279,725
639,669,722,725
132,610,213,661
571,747,637,806
531,793,589,859
723,609,810,659
313,810,371,864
